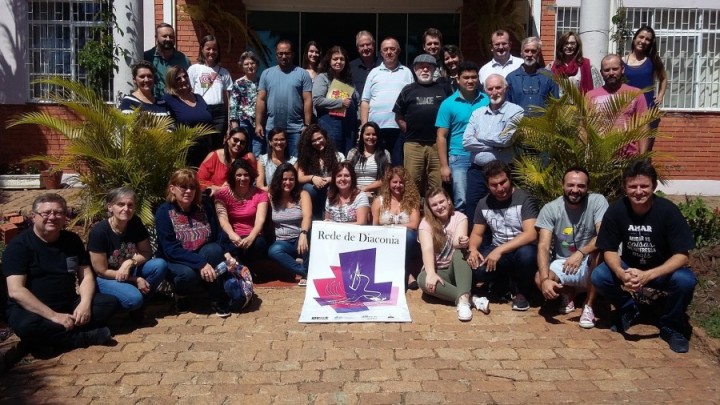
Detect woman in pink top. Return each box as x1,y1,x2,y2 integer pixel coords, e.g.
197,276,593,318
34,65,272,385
417,188,489,322
198,127,257,195
214,158,268,266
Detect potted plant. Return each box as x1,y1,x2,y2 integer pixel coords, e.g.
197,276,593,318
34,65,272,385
39,166,63,190
0,163,41,189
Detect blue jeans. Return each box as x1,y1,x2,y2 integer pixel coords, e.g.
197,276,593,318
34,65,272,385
405,228,422,275
591,261,697,331
95,258,168,311
472,244,538,298
303,182,328,220
466,163,489,224
285,130,301,158
165,242,229,305
448,154,471,214
268,237,309,278
318,108,357,156
380,128,404,167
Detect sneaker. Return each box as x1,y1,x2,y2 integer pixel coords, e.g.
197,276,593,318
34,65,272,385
579,305,596,329
559,292,576,314
471,295,490,314
211,302,232,318
456,302,473,321
62,327,112,349
660,327,690,353
511,294,530,311
407,280,419,291
175,296,190,313
611,302,640,333
298,278,308,287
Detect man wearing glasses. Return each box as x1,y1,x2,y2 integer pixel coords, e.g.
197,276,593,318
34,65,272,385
256,40,313,157
2,194,118,354
478,30,524,87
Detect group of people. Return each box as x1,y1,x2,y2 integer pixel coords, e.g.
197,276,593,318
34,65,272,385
4,24,691,356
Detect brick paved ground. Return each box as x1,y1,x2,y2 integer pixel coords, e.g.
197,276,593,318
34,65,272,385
1,287,719,404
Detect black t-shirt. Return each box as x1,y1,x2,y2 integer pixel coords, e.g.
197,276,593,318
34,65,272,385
393,81,452,144
87,216,150,270
2,229,89,309
596,196,695,269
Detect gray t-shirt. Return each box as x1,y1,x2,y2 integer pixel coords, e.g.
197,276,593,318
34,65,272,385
535,193,608,259
258,66,313,133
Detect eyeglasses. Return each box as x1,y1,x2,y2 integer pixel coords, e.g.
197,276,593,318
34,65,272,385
173,185,196,192
34,210,65,219
230,137,247,145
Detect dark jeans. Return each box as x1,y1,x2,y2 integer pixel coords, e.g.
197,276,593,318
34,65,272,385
165,242,229,305
591,262,697,331
208,104,228,150
318,108,357,156
472,244,538,298
466,163,489,224
6,293,118,347
379,127,404,167
230,235,268,265
303,182,329,220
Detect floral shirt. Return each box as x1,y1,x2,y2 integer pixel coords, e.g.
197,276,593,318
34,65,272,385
229,77,258,125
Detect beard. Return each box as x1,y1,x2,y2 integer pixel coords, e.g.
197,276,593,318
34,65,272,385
563,192,588,206
160,40,175,50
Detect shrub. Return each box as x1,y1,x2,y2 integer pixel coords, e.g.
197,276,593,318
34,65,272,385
676,196,720,249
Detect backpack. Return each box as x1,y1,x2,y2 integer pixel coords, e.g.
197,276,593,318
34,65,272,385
223,264,254,309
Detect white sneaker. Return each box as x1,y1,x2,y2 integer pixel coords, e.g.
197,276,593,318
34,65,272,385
471,295,490,314
456,302,473,322
579,305,596,329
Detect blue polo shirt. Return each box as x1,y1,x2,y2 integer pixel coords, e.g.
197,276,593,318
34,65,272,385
435,90,490,156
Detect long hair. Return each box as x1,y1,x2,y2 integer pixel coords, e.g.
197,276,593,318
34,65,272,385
378,166,420,215
302,41,322,69
225,158,258,190
166,169,202,206
554,31,584,65
269,163,301,207
349,121,389,181
423,187,455,252
441,44,463,76
268,128,290,161
224,127,251,165
164,65,187,96
319,45,353,84
632,25,666,81
198,34,221,64
297,124,340,176
327,161,360,206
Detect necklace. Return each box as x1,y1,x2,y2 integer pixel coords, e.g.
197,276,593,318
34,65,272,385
109,217,125,235
234,186,254,202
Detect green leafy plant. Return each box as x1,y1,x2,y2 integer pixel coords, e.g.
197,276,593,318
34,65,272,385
610,7,632,55
7,77,215,228
513,76,664,206
676,196,720,249
461,0,526,64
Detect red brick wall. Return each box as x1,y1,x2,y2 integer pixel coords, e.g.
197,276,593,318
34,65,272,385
655,113,720,180
539,0,556,66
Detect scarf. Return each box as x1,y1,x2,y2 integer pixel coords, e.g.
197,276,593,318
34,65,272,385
552,57,594,93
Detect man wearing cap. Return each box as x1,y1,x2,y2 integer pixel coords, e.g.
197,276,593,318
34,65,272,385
393,54,452,192
361,37,415,166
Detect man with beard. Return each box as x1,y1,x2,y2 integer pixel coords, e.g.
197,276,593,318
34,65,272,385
393,54,452,192
506,37,559,113
466,160,538,311
593,160,696,353
534,167,608,328
462,74,524,227
587,54,649,154
255,40,313,157
349,31,381,96
435,61,489,214
479,30,524,86
144,23,190,98
361,37,414,166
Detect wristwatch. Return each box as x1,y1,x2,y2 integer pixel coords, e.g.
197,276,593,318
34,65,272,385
300,230,308,235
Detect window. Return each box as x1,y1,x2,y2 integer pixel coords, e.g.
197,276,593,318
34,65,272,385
28,0,111,101
556,6,720,110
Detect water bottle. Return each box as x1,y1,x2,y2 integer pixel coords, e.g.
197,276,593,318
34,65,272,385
215,258,238,276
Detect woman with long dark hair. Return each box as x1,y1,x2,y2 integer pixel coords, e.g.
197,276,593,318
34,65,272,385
548,31,601,93
346,121,390,199
257,128,298,191
188,35,233,149
312,45,358,154
440,45,463,91
297,124,345,219
303,41,322,82
623,25,668,151
198,127,257,195
267,163,312,285
325,162,369,224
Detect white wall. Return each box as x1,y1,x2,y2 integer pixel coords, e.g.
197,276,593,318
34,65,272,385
0,0,29,104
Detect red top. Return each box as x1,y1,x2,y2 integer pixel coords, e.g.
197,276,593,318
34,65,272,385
197,150,257,189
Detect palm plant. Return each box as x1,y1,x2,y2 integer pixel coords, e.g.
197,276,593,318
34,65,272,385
462,0,526,63
513,76,664,206
7,77,215,228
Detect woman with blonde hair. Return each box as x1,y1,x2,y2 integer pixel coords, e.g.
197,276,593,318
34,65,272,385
372,166,421,289
417,187,489,321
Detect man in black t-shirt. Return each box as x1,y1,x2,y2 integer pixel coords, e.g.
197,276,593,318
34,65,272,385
2,194,118,353
393,54,452,193
593,161,696,353
466,160,538,311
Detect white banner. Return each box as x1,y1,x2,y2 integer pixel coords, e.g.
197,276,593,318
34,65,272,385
299,221,412,323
